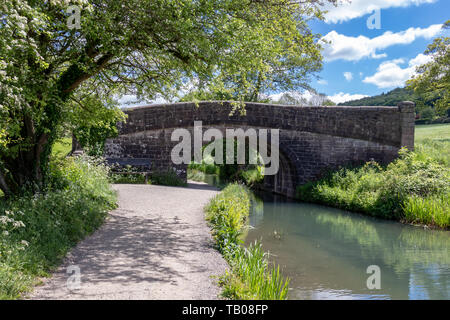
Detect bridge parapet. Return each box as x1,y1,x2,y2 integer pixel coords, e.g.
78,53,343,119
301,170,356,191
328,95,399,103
119,101,414,149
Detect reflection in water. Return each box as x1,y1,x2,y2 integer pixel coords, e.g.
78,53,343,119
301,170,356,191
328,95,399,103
245,192,450,300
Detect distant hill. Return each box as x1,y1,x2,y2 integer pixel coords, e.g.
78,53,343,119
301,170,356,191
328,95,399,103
337,87,428,107
337,87,450,123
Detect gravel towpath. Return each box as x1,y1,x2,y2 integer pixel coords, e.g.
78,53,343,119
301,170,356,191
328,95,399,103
29,182,228,300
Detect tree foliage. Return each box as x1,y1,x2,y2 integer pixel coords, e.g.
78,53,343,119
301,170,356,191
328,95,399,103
68,93,126,156
407,20,450,117
179,1,338,102
0,0,337,196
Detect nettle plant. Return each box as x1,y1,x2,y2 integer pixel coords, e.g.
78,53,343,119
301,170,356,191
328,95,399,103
0,0,337,197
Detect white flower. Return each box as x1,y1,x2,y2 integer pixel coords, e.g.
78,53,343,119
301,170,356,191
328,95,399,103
13,221,25,228
2,231,9,236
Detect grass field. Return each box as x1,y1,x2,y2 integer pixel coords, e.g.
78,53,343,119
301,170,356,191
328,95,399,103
415,123,450,143
415,124,449,167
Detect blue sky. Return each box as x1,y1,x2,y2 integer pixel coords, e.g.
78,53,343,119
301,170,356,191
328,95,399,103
119,0,449,106
307,0,450,103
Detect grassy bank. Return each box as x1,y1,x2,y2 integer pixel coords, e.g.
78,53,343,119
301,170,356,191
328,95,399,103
205,184,289,300
297,124,450,229
0,156,117,299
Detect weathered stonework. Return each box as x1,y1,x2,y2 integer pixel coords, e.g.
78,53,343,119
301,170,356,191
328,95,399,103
104,101,415,197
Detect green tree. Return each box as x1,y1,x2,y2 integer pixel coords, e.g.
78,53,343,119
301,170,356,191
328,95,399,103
68,93,126,156
0,0,336,196
180,1,337,103
407,21,450,117
420,107,435,121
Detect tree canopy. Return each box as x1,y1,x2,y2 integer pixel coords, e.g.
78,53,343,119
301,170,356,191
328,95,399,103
407,20,450,118
180,1,331,103
0,0,337,196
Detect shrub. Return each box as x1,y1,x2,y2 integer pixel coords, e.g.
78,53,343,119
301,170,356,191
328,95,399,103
109,165,149,184
241,167,264,186
420,107,435,121
109,173,148,184
187,169,206,182
109,167,187,187
189,161,218,175
150,170,187,187
297,149,449,228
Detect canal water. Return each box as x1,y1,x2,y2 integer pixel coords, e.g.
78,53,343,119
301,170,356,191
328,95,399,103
244,192,450,300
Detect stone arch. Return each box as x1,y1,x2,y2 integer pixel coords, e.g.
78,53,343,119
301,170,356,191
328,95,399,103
184,125,298,197
103,101,415,197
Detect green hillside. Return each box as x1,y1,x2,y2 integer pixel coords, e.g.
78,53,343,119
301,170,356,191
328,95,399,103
338,87,426,107
338,87,449,122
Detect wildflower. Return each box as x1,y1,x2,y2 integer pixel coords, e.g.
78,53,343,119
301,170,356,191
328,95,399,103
0,216,9,225
13,221,25,228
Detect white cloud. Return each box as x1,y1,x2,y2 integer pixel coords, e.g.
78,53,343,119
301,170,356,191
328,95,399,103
318,79,328,85
363,53,432,88
343,72,353,81
328,92,369,104
322,24,442,62
324,0,437,23
409,52,433,66
269,91,314,102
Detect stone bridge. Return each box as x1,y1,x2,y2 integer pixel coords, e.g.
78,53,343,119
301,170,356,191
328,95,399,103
104,101,415,197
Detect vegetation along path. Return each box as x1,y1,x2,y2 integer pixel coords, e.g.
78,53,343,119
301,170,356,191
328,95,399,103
29,182,228,300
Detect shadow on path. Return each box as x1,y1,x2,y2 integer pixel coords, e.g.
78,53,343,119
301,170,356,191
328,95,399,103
29,183,228,300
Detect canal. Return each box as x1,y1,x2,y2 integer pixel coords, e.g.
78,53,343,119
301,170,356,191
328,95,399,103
244,192,450,300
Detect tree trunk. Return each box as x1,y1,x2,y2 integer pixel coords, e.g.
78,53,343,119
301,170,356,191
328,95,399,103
0,170,11,197
1,136,50,196
71,134,83,154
